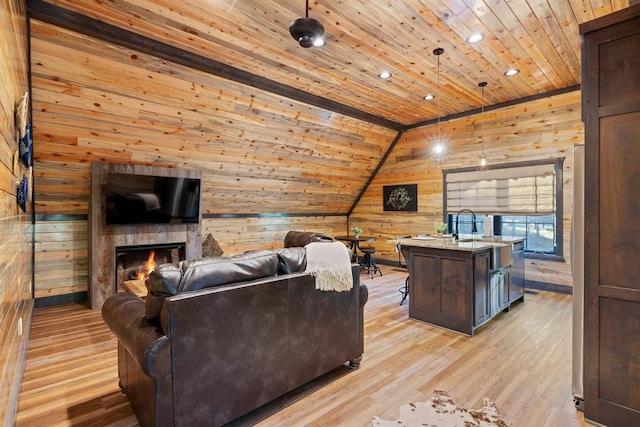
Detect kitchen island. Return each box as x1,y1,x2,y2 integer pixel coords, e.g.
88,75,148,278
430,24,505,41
399,236,525,336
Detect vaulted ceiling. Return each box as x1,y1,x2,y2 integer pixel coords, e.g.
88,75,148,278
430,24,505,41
29,0,632,128
26,0,634,218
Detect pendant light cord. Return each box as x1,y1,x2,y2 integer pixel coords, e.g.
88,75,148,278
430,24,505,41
305,0,309,18
431,47,445,161
478,81,488,166
481,84,485,156
434,48,443,142
437,53,441,140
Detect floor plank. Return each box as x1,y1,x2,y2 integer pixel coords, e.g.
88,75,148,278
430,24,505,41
16,266,588,426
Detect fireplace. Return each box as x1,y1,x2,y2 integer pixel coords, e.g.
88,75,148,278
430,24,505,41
89,162,202,309
115,242,186,291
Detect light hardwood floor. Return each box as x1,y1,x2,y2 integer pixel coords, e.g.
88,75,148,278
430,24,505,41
16,266,587,426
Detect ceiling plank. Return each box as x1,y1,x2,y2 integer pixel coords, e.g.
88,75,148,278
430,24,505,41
27,0,406,131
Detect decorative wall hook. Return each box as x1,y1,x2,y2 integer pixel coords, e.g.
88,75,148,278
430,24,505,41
19,124,32,168
17,176,28,213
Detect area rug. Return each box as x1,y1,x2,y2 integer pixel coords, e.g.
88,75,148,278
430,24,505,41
372,390,509,427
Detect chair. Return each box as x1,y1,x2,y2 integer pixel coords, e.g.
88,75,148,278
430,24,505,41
396,236,411,268
359,246,382,279
342,242,358,264
396,237,411,305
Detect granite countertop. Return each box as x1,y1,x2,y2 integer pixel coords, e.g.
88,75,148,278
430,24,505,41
398,235,525,253
398,236,494,252
465,235,526,244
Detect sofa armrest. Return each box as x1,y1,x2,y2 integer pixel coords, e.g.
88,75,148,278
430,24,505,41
102,292,171,379
359,282,369,307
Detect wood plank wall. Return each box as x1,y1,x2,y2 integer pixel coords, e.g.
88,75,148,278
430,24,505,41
0,0,34,424
33,216,349,299
29,20,396,216
28,16,583,303
34,219,87,298
28,19,384,299
351,90,582,287
202,216,348,255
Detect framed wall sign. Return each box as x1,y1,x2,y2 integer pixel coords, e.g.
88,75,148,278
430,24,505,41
383,184,418,211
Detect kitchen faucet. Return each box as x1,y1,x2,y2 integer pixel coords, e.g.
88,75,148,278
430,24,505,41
454,209,477,240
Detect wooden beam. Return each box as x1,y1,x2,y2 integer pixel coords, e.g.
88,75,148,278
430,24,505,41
406,85,581,130
348,130,405,216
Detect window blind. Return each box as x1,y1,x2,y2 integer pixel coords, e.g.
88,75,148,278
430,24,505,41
445,164,556,215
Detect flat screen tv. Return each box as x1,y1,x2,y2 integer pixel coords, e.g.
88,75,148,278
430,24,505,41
105,173,201,225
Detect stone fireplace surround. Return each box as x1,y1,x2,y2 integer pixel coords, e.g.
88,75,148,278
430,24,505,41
89,161,202,309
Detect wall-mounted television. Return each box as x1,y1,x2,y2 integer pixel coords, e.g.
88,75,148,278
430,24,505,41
105,173,201,225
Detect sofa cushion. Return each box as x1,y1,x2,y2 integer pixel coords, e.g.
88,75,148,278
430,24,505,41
283,230,334,248
273,247,307,274
178,250,279,292
144,263,181,321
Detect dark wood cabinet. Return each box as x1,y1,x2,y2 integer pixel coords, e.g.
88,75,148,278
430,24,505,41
581,5,640,425
403,245,491,336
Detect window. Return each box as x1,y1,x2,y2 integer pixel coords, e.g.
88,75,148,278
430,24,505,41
443,159,564,260
500,215,555,254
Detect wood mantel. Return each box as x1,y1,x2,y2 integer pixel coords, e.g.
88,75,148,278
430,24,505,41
88,162,202,309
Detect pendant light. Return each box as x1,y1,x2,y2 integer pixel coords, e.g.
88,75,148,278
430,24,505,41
289,0,325,48
478,81,488,168
431,48,446,162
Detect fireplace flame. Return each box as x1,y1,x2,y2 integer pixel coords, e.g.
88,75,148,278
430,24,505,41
135,250,156,280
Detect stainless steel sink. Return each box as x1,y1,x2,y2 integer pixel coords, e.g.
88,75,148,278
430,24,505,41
458,238,512,270
491,243,512,270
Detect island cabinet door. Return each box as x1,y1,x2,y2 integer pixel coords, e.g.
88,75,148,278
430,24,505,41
408,253,440,315
407,250,474,335
473,251,491,327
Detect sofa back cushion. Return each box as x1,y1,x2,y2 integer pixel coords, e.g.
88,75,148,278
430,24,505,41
283,230,333,248
178,250,279,293
273,247,307,274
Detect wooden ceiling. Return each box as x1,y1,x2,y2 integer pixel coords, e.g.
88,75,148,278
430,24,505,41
29,0,632,128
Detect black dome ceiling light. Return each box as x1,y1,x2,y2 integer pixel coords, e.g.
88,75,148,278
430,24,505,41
289,0,325,48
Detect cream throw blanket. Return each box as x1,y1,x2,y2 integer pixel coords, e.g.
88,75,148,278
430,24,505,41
305,241,354,292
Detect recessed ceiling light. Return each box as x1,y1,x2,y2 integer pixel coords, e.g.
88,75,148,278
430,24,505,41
378,71,392,79
504,68,520,76
424,94,435,100
466,32,484,44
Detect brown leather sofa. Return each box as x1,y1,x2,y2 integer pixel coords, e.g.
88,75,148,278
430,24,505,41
102,243,368,427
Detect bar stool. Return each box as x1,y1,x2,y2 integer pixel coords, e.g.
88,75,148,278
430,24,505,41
396,240,410,305
359,246,382,279
399,276,409,305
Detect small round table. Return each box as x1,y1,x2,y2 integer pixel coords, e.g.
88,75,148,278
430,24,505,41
335,235,376,263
